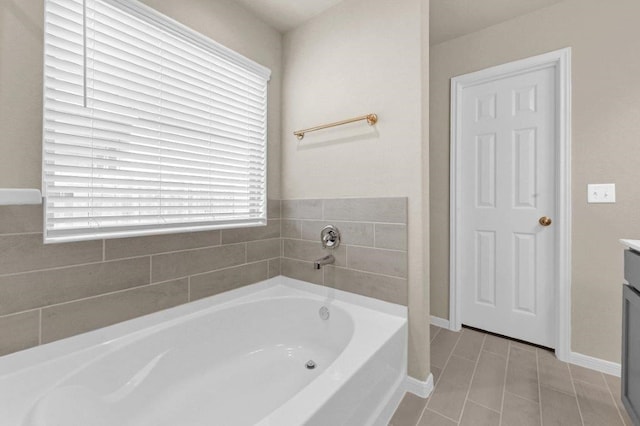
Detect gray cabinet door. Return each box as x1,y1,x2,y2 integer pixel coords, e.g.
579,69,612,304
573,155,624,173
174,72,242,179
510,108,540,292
623,284,640,426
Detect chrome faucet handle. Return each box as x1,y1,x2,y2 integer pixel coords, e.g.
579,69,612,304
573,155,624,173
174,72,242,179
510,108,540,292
321,225,341,249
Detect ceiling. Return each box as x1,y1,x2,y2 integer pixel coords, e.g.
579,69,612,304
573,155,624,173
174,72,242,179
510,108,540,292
239,0,565,42
235,0,345,33
429,0,565,45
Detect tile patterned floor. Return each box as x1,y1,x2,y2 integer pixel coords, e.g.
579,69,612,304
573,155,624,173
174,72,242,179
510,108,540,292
390,325,634,426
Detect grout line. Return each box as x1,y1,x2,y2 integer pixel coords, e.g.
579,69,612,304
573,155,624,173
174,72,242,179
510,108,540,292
0,238,264,279
0,231,42,237
536,345,543,426
33,278,187,311
567,359,586,426
430,325,442,342
0,307,45,320
345,246,350,269
279,258,407,281
38,309,42,345
570,377,609,389
187,260,270,280
604,376,628,426
498,343,511,425
373,223,377,248
424,329,464,421
281,235,407,253
466,398,501,414
0,255,151,279
458,333,487,423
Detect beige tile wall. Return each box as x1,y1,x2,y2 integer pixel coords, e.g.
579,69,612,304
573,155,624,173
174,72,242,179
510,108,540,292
281,198,408,306
0,201,281,357
0,197,408,358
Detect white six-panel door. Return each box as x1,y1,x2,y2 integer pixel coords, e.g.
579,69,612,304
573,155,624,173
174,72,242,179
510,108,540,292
459,66,556,347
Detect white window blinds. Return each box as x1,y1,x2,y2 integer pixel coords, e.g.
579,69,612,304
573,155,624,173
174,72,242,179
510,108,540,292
43,0,270,243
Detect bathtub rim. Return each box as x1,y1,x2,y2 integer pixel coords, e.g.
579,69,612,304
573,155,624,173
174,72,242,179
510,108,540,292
0,275,406,377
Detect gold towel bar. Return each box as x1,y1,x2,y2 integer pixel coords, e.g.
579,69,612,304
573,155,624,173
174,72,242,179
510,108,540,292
294,114,378,140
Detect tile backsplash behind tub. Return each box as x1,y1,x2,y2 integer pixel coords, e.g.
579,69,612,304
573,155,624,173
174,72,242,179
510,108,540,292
0,197,408,357
0,200,281,356
281,198,408,306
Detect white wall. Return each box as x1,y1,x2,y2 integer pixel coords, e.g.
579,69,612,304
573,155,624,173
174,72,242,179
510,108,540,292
282,0,430,379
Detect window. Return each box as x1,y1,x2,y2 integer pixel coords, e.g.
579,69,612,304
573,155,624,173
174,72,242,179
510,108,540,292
43,0,270,243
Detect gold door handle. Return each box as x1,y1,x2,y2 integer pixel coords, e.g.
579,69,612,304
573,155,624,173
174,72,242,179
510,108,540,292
539,216,552,226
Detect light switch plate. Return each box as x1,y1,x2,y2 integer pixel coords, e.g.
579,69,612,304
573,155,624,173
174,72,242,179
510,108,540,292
587,183,616,203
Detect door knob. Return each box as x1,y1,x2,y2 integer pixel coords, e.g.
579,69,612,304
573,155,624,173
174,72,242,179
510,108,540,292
539,216,552,226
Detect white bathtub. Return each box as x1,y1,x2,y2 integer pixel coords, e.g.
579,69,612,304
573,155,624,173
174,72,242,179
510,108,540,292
0,276,407,425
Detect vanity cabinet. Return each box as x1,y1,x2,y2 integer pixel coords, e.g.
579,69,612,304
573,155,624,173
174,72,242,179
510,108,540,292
623,249,640,425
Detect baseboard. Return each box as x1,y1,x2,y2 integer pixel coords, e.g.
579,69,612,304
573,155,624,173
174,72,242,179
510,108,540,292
428,317,620,378
570,351,621,377
405,373,434,398
430,316,450,329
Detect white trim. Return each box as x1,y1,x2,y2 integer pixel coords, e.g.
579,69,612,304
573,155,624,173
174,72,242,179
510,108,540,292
449,48,572,357
405,373,434,398
570,352,621,377
430,316,451,330
103,0,271,79
0,189,42,206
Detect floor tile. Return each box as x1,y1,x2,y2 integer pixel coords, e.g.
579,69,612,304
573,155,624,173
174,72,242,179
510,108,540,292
427,375,470,421
502,391,541,426
482,334,509,358
439,355,476,386
604,373,622,396
430,325,441,341
540,385,583,426
431,328,461,369
604,374,635,426
510,339,536,352
459,401,500,426
467,350,507,411
574,379,624,426
431,365,442,385
569,364,607,388
389,393,428,426
396,325,632,426
453,328,485,362
505,346,539,402
537,348,575,396
417,409,457,426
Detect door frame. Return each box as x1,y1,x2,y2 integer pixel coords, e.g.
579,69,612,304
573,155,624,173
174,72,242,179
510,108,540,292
449,48,572,361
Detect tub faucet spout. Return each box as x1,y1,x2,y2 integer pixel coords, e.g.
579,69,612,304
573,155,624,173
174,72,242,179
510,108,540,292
313,254,335,270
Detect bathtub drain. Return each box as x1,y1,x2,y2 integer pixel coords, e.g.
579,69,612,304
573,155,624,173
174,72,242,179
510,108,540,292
305,360,317,370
